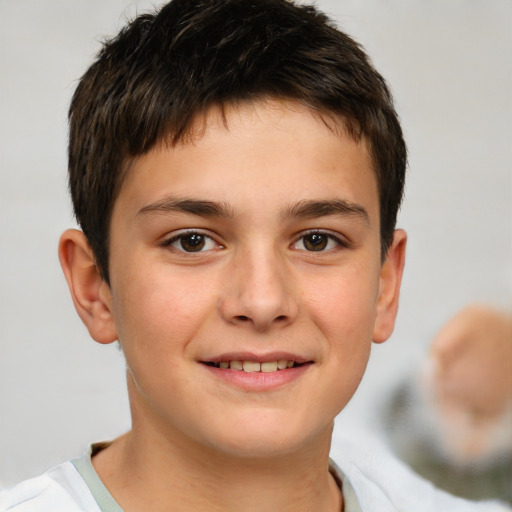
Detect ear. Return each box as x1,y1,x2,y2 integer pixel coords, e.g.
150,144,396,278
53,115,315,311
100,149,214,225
58,229,118,344
372,229,407,344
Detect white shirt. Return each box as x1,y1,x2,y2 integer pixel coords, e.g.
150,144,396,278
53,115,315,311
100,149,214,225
1,436,510,512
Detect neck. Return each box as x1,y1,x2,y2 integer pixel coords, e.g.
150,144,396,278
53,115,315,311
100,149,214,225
92,420,342,512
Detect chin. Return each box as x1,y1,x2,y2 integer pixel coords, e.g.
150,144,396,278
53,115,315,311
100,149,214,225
197,411,332,460
206,433,308,460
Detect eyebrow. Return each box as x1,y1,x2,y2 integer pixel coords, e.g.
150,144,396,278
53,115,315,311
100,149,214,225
137,196,235,218
137,195,369,224
281,199,369,224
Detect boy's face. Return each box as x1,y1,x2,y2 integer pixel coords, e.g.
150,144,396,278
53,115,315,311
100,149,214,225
82,100,405,457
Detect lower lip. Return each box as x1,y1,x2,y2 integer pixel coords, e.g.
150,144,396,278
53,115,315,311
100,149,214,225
201,363,312,391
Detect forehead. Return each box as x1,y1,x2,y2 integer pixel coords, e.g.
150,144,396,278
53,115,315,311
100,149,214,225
116,99,379,224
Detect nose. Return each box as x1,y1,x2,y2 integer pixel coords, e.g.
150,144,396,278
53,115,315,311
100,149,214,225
218,246,299,331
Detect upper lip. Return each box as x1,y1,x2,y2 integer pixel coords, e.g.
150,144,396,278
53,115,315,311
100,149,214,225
201,352,312,364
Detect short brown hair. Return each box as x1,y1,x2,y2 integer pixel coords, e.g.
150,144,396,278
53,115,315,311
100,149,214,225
68,0,406,282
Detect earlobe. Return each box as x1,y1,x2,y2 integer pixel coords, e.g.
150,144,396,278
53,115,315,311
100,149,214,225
58,229,118,344
372,229,407,344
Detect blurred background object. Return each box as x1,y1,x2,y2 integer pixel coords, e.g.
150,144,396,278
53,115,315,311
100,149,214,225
382,305,512,502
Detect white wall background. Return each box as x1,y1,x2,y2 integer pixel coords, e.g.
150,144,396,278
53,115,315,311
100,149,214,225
1,0,510,486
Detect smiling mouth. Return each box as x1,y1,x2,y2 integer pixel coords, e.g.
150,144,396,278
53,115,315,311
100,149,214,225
203,360,306,373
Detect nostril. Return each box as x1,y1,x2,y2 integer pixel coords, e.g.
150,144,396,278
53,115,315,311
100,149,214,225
275,315,287,322
235,315,251,322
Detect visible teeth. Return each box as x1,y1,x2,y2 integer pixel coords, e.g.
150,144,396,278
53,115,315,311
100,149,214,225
215,360,297,372
261,361,278,373
230,360,243,371
243,361,261,372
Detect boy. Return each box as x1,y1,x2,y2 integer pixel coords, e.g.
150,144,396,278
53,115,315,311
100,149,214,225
1,0,509,510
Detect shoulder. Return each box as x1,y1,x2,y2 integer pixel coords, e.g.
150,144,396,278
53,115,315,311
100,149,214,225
331,427,511,512
0,462,100,512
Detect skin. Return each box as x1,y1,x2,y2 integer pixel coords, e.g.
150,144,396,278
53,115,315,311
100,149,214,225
59,99,406,512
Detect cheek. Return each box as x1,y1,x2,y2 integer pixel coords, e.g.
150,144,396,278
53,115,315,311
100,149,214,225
304,261,381,343
111,265,217,360
110,273,215,406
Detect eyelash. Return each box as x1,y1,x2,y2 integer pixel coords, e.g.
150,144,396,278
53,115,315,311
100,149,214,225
161,230,221,253
292,230,348,253
161,229,347,254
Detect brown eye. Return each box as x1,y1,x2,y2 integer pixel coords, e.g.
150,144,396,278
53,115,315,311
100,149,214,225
303,233,329,251
165,231,219,253
292,232,343,252
179,233,206,252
